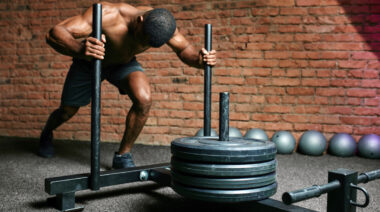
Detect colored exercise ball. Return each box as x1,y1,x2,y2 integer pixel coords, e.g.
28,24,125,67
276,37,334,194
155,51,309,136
229,127,243,138
328,133,356,157
271,131,296,154
358,134,380,159
245,128,269,141
298,130,327,156
195,128,218,137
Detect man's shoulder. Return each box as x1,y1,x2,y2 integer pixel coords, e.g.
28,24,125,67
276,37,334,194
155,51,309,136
98,2,138,25
99,2,153,16
107,3,152,19
109,2,152,13
99,2,136,14
135,6,154,11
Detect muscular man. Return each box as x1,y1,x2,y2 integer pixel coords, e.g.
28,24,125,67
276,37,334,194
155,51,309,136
39,2,216,169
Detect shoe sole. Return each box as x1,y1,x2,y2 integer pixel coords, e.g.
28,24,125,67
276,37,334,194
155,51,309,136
37,151,55,158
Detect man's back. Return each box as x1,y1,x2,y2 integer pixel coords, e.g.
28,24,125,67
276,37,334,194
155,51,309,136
99,3,153,65
50,2,152,66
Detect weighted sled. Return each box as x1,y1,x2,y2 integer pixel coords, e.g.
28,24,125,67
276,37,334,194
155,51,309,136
171,91,277,202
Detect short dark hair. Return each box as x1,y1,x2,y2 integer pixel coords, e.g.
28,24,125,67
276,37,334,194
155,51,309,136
143,8,176,48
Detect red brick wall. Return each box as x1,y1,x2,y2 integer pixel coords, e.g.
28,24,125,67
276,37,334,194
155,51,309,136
0,0,379,145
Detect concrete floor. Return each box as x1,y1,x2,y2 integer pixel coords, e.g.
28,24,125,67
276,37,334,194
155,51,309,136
0,136,379,212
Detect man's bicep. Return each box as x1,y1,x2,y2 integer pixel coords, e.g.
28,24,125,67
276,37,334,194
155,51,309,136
56,10,92,39
167,29,191,54
167,29,202,68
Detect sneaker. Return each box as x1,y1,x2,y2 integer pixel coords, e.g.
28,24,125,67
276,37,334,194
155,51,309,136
37,130,54,158
112,152,135,169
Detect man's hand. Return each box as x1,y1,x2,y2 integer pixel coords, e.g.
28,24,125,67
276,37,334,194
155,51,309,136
200,48,217,66
84,34,106,60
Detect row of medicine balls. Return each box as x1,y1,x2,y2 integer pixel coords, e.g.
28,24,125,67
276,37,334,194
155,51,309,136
195,128,380,159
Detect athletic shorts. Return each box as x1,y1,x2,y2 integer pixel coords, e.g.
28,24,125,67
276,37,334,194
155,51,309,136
61,57,144,107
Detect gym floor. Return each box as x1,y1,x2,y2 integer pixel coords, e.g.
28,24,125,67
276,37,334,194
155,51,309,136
0,136,379,212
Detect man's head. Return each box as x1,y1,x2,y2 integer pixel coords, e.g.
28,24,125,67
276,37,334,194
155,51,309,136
142,8,176,48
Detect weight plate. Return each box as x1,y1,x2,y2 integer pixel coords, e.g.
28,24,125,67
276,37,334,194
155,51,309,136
171,157,277,177
171,170,276,189
172,181,277,203
171,136,276,163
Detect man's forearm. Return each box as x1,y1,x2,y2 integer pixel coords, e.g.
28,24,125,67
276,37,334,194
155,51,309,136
46,26,85,59
177,44,203,69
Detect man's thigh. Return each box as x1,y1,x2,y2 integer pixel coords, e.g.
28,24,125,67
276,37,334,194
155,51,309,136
61,59,93,107
105,58,146,97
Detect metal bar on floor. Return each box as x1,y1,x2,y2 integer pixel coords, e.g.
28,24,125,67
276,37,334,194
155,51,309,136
45,163,170,195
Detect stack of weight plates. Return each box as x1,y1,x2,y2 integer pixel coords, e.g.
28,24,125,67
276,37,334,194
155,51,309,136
170,136,277,202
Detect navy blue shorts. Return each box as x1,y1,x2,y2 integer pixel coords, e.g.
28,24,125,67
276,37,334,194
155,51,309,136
61,57,144,107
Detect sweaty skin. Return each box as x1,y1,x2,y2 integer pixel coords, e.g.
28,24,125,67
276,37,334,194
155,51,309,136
46,2,216,67
44,2,216,155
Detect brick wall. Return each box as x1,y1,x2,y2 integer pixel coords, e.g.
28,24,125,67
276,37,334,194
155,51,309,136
0,0,379,146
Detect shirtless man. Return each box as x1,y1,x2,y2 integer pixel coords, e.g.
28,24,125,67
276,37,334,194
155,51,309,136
38,2,217,169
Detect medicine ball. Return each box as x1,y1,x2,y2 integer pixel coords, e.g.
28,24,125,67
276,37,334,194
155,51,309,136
358,134,380,159
328,133,356,157
298,130,327,156
229,127,243,138
245,128,269,141
271,131,296,154
195,128,218,137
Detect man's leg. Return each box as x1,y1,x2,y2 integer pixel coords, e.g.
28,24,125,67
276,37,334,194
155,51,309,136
38,106,79,158
112,71,152,168
38,59,93,158
119,71,152,153
43,106,80,132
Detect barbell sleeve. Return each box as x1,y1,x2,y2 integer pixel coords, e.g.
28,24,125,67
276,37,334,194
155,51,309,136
283,169,380,205
282,180,341,205
358,169,380,184
219,92,229,141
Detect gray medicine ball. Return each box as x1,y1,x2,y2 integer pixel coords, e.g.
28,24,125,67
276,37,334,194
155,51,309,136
245,128,269,141
271,131,296,154
358,134,380,159
195,128,218,137
298,130,327,156
328,133,356,157
229,127,243,138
